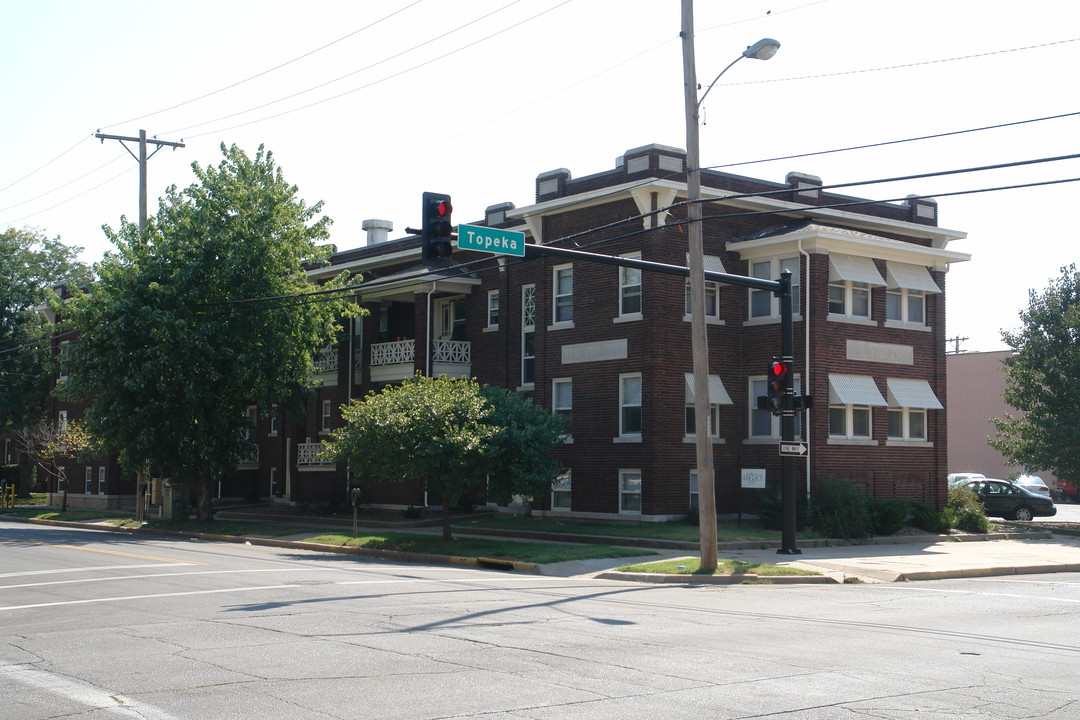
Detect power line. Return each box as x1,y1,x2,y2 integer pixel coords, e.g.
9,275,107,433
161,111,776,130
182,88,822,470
0,135,93,196
97,1,429,131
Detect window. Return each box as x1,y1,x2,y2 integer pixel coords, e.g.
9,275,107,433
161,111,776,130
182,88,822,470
829,405,872,439
57,341,71,380
828,280,871,318
321,400,332,433
886,288,925,324
619,469,642,513
749,256,800,318
684,373,731,439
685,279,719,319
270,467,279,497
886,377,942,442
98,467,106,495
3,438,12,464
57,410,68,434
885,262,939,326
552,378,572,437
85,467,93,494
689,471,699,511
552,471,572,510
619,373,642,438
269,404,279,436
553,264,573,325
57,467,66,494
827,374,887,440
619,254,642,317
521,285,535,386
748,376,803,439
486,290,500,329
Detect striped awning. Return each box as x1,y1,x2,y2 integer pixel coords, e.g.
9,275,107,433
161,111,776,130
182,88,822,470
886,378,943,409
685,373,733,405
828,254,886,286
828,374,887,406
685,253,727,275
886,262,941,293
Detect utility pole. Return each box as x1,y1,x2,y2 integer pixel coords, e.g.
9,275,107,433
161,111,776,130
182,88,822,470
94,130,185,237
94,129,184,522
680,0,718,571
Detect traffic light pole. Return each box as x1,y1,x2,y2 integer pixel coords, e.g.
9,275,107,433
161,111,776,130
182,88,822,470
521,244,801,555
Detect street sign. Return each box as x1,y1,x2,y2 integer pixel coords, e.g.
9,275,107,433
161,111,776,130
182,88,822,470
779,441,808,457
457,224,526,257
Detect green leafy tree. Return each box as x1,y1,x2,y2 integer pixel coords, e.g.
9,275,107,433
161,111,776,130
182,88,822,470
60,144,358,520
0,227,88,432
990,264,1080,485
327,375,565,540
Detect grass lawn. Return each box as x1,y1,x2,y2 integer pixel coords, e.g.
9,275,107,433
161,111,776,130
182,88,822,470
460,515,799,543
617,557,820,577
302,532,654,565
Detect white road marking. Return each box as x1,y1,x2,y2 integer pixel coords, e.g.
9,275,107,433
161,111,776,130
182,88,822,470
873,585,1080,603
0,564,190,579
0,584,297,611
0,663,185,719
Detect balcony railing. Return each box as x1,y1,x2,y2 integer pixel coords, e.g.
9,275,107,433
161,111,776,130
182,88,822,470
432,339,470,364
313,346,338,374
237,443,259,466
296,442,332,467
371,339,415,366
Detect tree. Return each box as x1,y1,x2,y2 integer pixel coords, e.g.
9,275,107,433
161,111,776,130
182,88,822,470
0,227,88,432
60,144,358,520
327,375,565,540
15,418,97,512
990,264,1080,484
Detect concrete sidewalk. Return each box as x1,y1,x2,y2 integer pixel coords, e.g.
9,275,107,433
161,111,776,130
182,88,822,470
543,531,1080,584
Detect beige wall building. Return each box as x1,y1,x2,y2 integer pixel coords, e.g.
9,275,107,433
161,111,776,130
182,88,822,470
946,350,1056,485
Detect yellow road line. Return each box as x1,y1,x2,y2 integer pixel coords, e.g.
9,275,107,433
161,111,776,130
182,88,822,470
0,535,203,565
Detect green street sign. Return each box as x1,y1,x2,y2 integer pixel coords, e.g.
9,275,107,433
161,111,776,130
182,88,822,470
457,224,526,257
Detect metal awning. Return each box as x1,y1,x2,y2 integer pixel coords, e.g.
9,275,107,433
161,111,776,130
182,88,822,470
828,374,887,406
828,253,886,286
886,261,941,293
684,253,727,275
886,378,943,409
685,373,733,405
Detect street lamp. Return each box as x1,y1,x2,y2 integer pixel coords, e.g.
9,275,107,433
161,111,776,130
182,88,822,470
681,0,779,571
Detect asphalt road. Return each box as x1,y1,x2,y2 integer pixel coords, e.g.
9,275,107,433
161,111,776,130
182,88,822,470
3,519,1079,719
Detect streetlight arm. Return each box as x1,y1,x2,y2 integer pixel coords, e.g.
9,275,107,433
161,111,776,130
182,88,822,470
696,56,743,112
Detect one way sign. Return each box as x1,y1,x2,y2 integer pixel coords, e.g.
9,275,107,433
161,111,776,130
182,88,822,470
779,442,808,457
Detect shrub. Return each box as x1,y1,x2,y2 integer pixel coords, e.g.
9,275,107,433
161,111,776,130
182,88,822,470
944,488,990,533
868,497,912,536
753,488,809,531
810,479,873,539
908,501,949,534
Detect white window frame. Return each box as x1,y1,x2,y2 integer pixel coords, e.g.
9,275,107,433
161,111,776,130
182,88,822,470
888,407,927,442
619,469,642,514
57,467,66,494
689,470,700,512
551,264,574,327
685,402,719,439
617,373,642,441
886,287,926,325
748,375,803,440
486,290,500,330
269,404,278,436
828,280,871,319
829,405,873,440
98,466,106,495
521,284,536,389
552,378,572,440
270,467,279,496
684,278,720,321
618,253,642,321
320,399,332,434
748,256,800,319
84,466,93,495
551,470,572,511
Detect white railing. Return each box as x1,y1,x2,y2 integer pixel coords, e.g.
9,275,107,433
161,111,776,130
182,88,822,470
313,346,338,374
432,339,470,364
296,442,332,466
371,339,415,366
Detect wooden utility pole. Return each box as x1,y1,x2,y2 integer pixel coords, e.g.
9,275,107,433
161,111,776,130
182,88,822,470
94,130,184,522
94,130,185,237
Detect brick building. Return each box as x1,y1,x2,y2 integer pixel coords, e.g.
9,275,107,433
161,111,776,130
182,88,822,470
47,143,971,519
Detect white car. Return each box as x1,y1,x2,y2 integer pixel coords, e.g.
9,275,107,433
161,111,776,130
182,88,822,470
1013,475,1050,495
948,472,985,488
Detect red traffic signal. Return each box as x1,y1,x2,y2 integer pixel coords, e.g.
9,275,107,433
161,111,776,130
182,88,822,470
422,192,453,260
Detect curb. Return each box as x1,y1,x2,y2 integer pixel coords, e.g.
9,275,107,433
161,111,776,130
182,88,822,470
595,570,831,585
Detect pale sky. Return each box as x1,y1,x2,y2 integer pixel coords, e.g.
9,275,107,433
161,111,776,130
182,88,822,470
3,0,1078,353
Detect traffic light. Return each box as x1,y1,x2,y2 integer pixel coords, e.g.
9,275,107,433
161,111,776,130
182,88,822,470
422,192,453,260
766,358,789,415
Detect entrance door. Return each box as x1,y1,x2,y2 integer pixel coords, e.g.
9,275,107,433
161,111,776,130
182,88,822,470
434,297,466,341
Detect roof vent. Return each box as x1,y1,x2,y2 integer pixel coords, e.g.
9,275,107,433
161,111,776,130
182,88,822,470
362,219,393,245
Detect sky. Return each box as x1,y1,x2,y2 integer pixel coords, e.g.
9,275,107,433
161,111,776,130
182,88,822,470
3,0,1078,353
